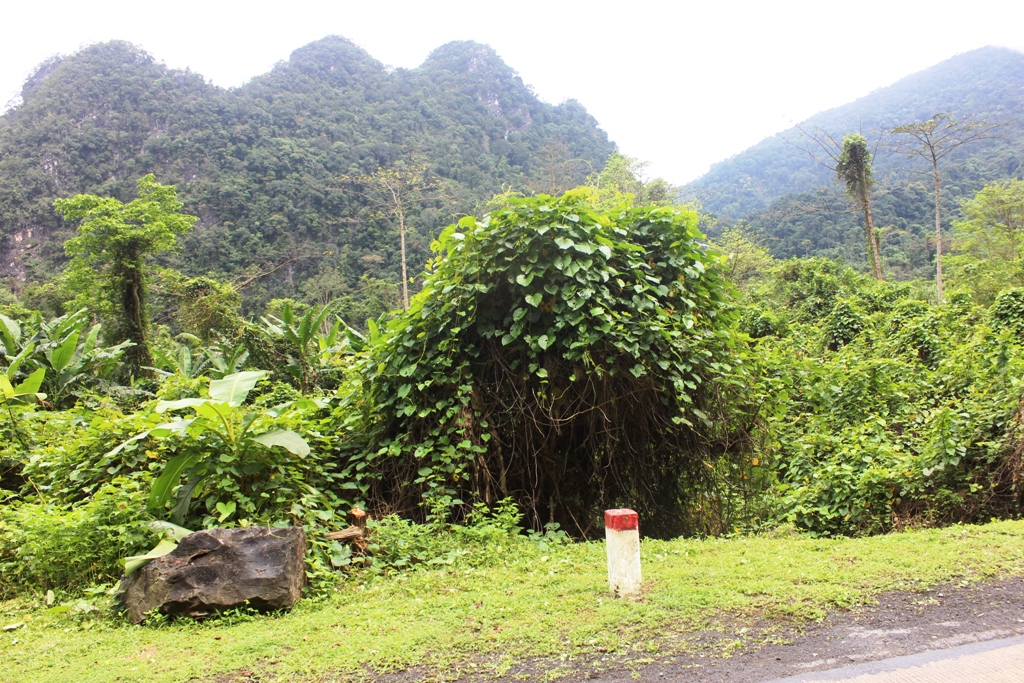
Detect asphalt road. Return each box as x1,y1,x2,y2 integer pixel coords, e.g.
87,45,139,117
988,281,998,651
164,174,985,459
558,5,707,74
765,635,1024,682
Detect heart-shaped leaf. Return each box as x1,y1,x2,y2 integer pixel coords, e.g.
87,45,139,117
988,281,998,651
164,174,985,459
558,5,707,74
215,500,236,522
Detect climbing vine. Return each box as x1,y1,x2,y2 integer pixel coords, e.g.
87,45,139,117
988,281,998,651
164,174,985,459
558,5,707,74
352,190,748,537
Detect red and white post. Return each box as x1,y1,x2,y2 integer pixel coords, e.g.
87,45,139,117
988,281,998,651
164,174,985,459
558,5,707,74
604,508,641,598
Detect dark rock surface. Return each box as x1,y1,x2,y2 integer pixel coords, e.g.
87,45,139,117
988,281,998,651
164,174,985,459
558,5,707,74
119,526,306,624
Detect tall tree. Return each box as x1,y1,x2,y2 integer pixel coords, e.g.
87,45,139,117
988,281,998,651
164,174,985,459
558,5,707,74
891,113,1005,302
588,152,673,207
55,175,196,378
340,163,438,310
835,134,884,280
792,126,886,279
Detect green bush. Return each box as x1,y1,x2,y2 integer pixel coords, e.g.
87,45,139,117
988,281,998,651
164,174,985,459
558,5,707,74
992,288,1024,339
352,189,746,537
822,299,864,350
755,268,1024,536
349,499,534,573
0,478,152,596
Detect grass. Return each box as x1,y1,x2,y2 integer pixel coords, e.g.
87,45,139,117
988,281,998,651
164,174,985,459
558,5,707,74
3,519,1024,682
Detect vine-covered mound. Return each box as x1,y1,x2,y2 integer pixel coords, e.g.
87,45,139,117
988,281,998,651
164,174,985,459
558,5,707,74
355,190,746,537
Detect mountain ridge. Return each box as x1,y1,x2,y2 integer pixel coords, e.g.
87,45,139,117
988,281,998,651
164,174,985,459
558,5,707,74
685,46,1024,219
0,36,615,308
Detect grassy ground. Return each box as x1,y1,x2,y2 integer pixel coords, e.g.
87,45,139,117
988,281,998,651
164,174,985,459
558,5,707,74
3,520,1024,682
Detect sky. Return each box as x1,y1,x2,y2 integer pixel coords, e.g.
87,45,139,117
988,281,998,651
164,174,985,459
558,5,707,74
2,0,1023,185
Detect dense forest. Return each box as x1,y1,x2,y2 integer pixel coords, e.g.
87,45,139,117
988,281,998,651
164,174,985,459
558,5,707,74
0,37,614,315
686,46,1024,278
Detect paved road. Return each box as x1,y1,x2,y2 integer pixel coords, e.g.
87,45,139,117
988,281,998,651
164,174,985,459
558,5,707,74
764,635,1024,682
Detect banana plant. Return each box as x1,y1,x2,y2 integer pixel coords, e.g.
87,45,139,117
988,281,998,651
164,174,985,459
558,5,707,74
123,521,194,576
205,339,250,379
260,301,334,391
150,339,250,381
0,367,46,450
148,343,210,379
0,310,129,407
108,370,310,525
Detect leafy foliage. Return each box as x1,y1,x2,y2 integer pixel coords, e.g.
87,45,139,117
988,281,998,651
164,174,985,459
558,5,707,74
258,302,351,392
55,175,196,377
109,370,319,526
0,477,153,595
8,174,1024,606
991,288,1024,339
0,308,129,408
351,189,744,537
0,38,614,315
947,179,1024,303
835,133,883,279
743,259,1024,535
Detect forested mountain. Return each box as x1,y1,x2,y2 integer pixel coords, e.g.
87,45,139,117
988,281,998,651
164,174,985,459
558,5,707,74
686,46,1024,278
0,37,614,309
687,47,1024,218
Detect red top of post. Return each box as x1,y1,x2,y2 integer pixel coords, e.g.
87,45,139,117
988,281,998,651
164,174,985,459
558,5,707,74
604,508,638,531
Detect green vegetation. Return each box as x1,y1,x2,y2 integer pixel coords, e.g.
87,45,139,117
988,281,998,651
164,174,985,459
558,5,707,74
3,176,1023,597
835,133,883,279
947,179,1024,303
687,47,1024,217
689,47,1024,279
741,258,1024,535
56,175,196,377
3,36,1024,682
353,190,742,537
0,38,614,317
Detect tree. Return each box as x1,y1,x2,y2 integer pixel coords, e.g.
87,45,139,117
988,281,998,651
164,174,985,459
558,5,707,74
529,139,595,196
890,113,1005,302
340,163,438,310
792,126,885,280
710,224,775,287
55,175,196,378
587,151,673,207
835,134,884,280
947,179,1024,302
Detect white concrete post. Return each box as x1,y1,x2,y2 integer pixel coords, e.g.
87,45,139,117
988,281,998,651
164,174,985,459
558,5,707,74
604,508,641,598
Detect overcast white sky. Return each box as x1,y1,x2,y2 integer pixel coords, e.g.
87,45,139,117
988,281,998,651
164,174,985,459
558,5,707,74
2,0,1023,185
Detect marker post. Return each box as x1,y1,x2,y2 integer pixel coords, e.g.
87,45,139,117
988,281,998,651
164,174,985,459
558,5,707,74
604,508,641,598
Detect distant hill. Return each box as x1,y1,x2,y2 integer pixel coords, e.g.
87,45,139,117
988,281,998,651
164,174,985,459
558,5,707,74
683,46,1024,278
686,46,1024,219
0,37,614,307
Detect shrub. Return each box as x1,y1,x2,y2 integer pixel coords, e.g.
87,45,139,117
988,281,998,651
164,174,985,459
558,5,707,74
761,278,1024,535
0,478,153,596
823,299,864,350
992,288,1024,339
352,189,746,538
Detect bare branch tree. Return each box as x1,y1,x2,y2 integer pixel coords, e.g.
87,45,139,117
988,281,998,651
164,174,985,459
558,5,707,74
890,112,1008,302
339,162,438,310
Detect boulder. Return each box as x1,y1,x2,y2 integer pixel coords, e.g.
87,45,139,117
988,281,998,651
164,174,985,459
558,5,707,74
119,526,306,624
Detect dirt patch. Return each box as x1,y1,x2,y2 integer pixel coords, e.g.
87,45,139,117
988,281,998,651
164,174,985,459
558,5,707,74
372,577,1024,682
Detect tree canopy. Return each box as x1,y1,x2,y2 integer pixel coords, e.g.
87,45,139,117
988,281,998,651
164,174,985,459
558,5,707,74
0,38,615,316
56,175,196,376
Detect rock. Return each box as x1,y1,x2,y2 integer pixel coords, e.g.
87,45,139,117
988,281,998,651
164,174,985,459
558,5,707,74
119,526,306,624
